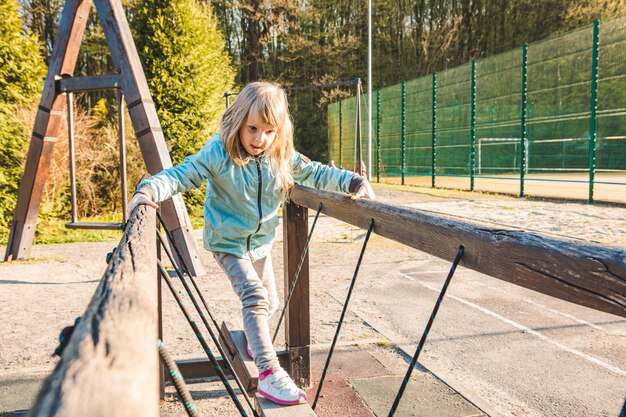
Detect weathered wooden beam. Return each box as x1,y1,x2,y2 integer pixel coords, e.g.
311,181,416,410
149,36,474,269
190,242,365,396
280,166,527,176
219,322,258,395
29,206,159,417
56,74,122,93
290,185,626,318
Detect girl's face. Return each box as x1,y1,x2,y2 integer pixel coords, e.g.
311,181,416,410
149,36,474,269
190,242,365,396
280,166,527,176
240,111,278,156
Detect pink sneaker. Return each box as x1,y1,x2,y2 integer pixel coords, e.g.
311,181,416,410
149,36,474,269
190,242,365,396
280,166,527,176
257,368,307,405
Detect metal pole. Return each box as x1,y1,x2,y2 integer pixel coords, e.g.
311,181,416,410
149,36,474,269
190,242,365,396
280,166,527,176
470,60,476,191
356,77,362,172
520,43,528,197
367,0,372,181
225,92,231,109
66,92,77,223
339,99,343,168
432,72,437,188
118,89,128,221
376,88,381,183
588,20,600,203
401,80,406,185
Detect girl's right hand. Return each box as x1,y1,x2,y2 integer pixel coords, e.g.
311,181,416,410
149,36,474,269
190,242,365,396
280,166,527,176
126,192,158,219
351,180,376,200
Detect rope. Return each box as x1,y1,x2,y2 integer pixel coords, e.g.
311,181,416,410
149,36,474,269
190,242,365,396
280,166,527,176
158,339,199,417
272,202,323,343
157,260,249,417
312,219,375,410
156,213,223,334
388,245,465,416
155,221,259,417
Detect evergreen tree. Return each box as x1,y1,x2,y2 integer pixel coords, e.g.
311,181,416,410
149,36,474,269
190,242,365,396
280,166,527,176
0,0,46,229
131,0,236,166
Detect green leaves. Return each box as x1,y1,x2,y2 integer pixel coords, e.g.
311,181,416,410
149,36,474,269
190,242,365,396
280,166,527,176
131,0,235,165
0,0,45,228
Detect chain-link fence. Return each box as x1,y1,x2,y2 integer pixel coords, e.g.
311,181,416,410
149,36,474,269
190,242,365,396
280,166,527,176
328,17,626,203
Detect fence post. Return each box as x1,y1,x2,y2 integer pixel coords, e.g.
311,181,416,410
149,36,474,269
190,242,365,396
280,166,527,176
588,19,600,203
520,43,528,197
376,88,381,183
339,99,343,168
431,72,437,188
401,80,406,185
470,60,477,191
356,77,362,170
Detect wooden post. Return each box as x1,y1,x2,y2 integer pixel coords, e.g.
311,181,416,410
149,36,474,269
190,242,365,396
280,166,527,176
4,0,92,261
282,200,311,388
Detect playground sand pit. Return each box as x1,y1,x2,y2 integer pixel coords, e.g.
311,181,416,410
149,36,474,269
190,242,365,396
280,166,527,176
0,183,624,416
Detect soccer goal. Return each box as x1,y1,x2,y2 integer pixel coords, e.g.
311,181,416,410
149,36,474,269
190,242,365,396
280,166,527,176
477,137,529,175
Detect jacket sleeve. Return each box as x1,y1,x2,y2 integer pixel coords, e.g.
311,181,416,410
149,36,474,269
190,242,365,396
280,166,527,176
137,138,220,202
292,151,354,193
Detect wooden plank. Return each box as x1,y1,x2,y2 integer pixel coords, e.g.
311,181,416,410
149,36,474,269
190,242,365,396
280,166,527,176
290,185,626,318
29,205,159,416
219,322,258,395
56,74,122,92
282,201,311,387
255,395,317,417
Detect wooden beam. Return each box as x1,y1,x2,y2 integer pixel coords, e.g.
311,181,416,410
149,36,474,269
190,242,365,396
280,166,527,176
218,322,258,395
255,395,317,417
289,185,626,318
282,201,311,388
29,205,159,416
56,74,122,93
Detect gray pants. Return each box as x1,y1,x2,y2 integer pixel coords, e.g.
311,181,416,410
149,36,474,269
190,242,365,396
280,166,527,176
213,252,280,372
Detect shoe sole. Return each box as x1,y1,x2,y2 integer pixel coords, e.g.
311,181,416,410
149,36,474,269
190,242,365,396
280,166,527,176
257,389,307,406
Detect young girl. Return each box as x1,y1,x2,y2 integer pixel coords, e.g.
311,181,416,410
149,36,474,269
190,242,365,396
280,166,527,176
127,81,375,405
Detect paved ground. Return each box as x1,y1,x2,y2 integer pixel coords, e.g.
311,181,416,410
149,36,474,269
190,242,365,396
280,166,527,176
1,183,625,416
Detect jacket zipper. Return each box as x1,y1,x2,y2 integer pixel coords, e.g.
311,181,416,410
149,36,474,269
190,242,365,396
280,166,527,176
246,157,263,253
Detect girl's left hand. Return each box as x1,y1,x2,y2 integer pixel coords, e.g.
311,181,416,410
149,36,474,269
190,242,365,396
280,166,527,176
351,180,376,200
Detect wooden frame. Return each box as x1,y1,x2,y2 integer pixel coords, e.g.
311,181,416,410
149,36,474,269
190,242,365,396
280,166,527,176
29,205,158,416
4,0,205,277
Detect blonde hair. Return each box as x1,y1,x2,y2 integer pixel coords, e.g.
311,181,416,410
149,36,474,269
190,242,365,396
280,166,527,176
220,82,294,200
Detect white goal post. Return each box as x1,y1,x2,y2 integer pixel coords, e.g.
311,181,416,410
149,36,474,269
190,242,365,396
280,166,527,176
477,137,529,175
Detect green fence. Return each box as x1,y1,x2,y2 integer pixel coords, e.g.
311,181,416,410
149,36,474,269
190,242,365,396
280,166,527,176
327,17,626,203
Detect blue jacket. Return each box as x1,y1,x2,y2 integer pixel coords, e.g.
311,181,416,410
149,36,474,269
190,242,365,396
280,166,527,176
139,135,355,260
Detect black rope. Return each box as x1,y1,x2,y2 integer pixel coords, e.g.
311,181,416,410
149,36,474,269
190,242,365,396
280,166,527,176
156,212,222,334
155,228,259,417
157,260,249,417
272,202,323,343
158,339,199,417
388,245,465,417
312,219,375,410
